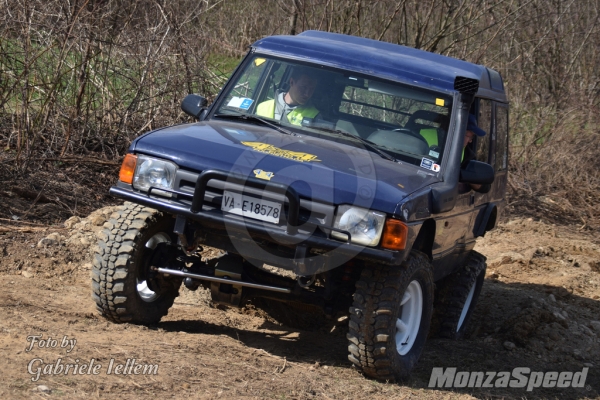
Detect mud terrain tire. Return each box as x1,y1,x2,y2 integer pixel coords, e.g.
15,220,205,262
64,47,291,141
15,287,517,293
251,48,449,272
432,251,486,339
91,202,181,324
347,251,434,381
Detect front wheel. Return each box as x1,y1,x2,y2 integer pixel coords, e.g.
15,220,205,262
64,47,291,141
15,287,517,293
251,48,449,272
347,251,434,381
91,202,182,324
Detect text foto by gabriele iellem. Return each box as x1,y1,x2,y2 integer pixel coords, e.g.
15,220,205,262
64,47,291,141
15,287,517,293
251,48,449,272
25,334,158,382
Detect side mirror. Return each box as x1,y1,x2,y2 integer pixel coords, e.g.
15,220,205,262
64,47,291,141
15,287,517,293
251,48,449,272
460,160,495,185
181,94,208,119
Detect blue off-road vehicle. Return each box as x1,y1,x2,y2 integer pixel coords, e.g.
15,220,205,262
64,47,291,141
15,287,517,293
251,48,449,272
92,31,509,380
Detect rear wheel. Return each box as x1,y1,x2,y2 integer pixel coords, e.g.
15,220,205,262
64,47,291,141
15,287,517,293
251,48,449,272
91,202,182,324
347,251,434,381
432,251,487,339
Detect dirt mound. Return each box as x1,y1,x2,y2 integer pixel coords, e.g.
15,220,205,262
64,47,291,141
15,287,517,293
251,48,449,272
0,206,119,283
470,217,600,368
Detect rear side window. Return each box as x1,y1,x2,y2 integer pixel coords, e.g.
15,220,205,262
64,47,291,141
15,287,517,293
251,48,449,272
495,105,509,171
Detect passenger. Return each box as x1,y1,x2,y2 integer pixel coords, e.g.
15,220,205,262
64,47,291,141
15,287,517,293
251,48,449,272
462,114,490,193
256,67,320,126
462,114,486,150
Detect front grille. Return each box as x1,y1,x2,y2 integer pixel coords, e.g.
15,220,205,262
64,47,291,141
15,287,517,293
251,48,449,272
174,169,334,232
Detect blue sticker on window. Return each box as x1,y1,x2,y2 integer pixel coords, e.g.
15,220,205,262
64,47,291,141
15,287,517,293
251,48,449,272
239,98,254,110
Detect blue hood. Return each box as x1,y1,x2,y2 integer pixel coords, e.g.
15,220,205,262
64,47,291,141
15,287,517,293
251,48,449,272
132,121,439,214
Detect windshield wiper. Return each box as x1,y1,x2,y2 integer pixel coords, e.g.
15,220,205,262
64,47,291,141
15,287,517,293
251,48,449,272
213,113,296,136
310,126,397,162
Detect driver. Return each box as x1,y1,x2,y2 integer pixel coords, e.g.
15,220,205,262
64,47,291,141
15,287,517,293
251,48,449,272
256,67,320,126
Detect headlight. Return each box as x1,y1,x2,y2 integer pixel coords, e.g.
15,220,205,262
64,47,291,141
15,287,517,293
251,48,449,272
331,205,386,246
133,155,177,193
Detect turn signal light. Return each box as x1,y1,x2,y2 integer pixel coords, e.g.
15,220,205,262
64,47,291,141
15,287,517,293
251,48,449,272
381,219,408,250
119,154,137,184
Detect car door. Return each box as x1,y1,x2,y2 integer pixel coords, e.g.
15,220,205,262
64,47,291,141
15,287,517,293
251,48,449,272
468,98,499,240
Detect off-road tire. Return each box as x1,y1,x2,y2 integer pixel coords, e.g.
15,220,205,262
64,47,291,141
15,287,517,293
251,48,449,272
431,251,486,340
347,251,434,381
91,202,181,324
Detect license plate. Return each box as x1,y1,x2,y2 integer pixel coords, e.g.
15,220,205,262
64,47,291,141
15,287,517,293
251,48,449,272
221,190,282,224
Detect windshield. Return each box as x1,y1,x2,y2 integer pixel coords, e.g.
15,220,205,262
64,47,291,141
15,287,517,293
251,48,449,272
213,55,453,169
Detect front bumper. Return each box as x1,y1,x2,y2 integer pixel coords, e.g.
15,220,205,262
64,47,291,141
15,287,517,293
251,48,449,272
110,170,411,268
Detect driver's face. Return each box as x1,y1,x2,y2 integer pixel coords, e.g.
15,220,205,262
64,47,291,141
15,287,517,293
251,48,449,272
464,130,475,148
287,75,317,105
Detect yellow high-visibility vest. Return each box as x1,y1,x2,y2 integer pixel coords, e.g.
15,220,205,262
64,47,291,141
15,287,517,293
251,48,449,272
256,99,319,126
420,128,464,161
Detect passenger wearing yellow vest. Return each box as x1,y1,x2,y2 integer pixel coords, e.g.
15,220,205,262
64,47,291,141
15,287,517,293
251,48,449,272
462,114,487,160
462,114,490,193
419,114,489,192
256,68,320,126
419,125,465,161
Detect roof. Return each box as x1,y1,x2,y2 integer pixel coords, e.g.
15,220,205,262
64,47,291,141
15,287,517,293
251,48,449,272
252,31,507,102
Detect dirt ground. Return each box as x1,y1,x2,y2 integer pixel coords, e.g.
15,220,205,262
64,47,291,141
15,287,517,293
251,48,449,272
1,204,599,399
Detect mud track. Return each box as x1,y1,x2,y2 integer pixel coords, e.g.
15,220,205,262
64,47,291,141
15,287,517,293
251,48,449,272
0,208,599,399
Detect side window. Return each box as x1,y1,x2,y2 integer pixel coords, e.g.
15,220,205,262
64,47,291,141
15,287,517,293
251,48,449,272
476,99,492,163
262,62,286,103
495,105,509,171
220,57,270,112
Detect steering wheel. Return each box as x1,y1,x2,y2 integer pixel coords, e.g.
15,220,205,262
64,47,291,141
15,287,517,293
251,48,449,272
392,127,429,147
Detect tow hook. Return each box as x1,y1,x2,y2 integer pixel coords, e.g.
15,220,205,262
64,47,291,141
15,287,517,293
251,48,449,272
173,215,203,256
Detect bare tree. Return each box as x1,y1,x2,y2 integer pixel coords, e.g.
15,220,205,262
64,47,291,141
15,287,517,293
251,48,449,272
1,0,599,223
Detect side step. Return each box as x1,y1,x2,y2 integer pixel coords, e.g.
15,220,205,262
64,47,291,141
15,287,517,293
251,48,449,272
155,267,292,294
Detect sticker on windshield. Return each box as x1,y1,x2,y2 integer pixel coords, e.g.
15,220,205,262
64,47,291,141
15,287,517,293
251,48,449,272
429,149,439,158
227,97,254,110
420,158,440,172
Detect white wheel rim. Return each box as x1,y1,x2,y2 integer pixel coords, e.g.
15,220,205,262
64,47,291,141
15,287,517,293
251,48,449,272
137,232,171,302
395,280,423,356
457,282,476,331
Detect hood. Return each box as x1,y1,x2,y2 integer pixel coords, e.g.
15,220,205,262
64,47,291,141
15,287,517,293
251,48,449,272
133,120,439,214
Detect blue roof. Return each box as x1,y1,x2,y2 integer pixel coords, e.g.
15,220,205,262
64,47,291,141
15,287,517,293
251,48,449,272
252,31,506,102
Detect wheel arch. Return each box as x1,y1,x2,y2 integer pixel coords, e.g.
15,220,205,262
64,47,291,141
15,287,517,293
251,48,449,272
474,203,498,237
410,218,436,261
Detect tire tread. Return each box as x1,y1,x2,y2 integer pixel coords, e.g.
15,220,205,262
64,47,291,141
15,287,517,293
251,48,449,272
91,202,178,324
347,251,434,381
